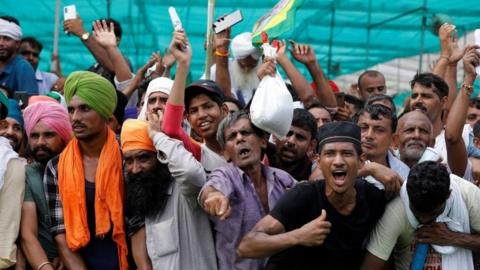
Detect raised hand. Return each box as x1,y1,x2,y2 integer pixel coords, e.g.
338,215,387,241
289,40,317,66
93,20,117,48
63,15,86,37
463,45,480,80
294,210,331,246
256,58,277,80
169,30,192,65
202,190,232,220
147,110,163,138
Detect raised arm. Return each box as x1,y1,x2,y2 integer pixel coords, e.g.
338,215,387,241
432,23,454,79
63,15,115,72
277,40,317,108
93,20,132,82
214,28,234,97
289,40,337,108
445,46,479,177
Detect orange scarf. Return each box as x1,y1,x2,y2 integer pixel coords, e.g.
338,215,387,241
58,128,128,270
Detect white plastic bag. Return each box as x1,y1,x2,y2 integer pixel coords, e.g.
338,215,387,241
250,43,293,138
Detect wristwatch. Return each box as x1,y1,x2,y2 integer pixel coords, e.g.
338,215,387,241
80,32,90,41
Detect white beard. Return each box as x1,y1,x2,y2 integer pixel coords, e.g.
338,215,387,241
231,60,260,102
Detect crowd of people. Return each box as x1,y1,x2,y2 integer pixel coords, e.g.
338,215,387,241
0,10,479,270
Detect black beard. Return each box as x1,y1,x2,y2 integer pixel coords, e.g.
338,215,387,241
125,163,172,219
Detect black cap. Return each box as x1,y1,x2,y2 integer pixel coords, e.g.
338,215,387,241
184,80,225,110
317,121,361,154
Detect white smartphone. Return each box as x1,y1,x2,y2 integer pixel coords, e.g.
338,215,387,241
168,7,183,31
64,5,77,21
213,10,243,34
474,29,480,75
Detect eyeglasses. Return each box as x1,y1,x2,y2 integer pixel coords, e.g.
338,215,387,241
19,50,39,57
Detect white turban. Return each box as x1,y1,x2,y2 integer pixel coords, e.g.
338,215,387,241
0,19,22,41
137,77,174,121
231,32,261,60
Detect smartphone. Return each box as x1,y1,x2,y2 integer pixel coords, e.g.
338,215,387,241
64,5,77,21
213,10,243,34
13,91,29,108
475,29,480,75
168,7,183,31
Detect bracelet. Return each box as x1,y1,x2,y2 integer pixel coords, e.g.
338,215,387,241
438,55,450,62
462,83,474,96
37,261,53,270
215,50,229,57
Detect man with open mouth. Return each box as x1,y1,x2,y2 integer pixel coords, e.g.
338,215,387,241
237,121,387,270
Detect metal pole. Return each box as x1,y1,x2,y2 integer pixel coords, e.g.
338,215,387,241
327,2,335,77
205,0,215,79
366,0,372,68
107,0,111,18
51,0,61,72
418,0,427,72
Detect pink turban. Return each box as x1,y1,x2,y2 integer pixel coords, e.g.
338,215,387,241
23,101,72,143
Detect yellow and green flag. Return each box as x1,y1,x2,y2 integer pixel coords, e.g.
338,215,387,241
251,0,305,45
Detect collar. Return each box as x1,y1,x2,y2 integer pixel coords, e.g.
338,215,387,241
1,55,20,75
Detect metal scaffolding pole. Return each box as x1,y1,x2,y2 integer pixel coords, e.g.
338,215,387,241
327,2,335,77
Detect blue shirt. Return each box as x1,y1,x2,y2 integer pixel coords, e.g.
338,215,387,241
36,70,58,95
0,55,38,95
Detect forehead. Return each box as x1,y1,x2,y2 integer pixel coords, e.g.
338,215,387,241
358,112,391,127
189,93,217,108
399,113,432,131
68,95,88,108
20,42,37,51
411,83,436,95
123,149,156,159
361,75,385,87
5,117,20,126
309,107,330,117
225,118,251,132
321,141,356,152
290,125,312,138
371,100,393,111
30,121,55,133
148,91,169,100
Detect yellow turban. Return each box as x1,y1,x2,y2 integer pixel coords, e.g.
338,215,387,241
120,119,156,153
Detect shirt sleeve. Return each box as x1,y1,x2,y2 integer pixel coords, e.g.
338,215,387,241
366,197,406,261
161,102,201,161
454,175,480,232
0,159,25,268
24,178,33,202
199,168,235,199
44,160,65,236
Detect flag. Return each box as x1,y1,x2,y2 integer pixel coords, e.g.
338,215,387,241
251,0,304,45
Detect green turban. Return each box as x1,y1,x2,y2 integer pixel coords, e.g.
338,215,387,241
64,71,117,119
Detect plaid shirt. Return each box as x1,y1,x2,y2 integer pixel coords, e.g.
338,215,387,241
43,156,65,236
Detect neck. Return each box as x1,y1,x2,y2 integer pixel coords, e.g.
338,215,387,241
432,117,443,138
0,54,16,69
205,136,223,155
325,185,357,215
243,162,263,186
369,153,389,167
78,127,108,158
402,157,418,168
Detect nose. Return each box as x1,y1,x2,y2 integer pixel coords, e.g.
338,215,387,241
37,135,47,145
332,152,345,167
197,107,208,119
71,109,81,122
6,125,15,135
131,160,142,175
364,127,374,140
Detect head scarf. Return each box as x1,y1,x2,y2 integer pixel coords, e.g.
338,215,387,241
64,71,117,119
231,32,261,60
120,119,156,153
7,99,23,127
45,91,68,108
137,77,173,121
0,18,22,41
23,101,72,144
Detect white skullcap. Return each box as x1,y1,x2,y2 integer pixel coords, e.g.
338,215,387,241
231,32,261,60
137,77,174,121
0,19,22,41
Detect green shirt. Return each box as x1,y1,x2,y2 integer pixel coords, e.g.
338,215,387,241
24,162,58,260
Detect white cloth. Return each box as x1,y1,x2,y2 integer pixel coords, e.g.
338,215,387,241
137,77,173,121
0,19,22,41
434,125,472,180
231,32,260,60
400,177,474,270
0,136,18,191
114,74,138,108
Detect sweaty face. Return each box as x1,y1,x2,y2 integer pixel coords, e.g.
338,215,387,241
319,142,359,194
466,106,480,127
308,107,331,128
0,36,18,62
146,92,169,115
223,118,266,170
409,83,445,123
0,117,24,151
187,94,226,139
359,76,386,100
68,96,107,141
29,121,66,164
396,112,432,164
123,149,158,176
276,126,313,164
19,42,40,70
357,112,393,162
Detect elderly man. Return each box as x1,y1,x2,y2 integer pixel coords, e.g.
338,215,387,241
0,99,25,154
121,118,217,270
0,17,38,94
20,100,72,270
44,71,128,270
199,111,296,270
238,121,386,270
0,90,25,268
362,161,480,270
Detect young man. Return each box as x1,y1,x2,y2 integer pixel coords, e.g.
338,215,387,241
237,121,386,269
44,71,128,270
121,118,217,270
21,100,72,269
357,70,387,100
0,99,25,154
199,111,296,270
0,91,25,268
362,161,480,270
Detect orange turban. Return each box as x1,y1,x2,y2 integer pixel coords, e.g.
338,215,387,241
120,119,156,153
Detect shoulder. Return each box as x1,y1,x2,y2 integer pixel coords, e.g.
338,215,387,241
269,166,297,186
356,178,386,201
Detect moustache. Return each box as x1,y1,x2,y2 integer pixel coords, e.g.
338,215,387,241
405,140,426,149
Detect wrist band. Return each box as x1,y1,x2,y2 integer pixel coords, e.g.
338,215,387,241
215,50,229,57
37,261,53,270
462,83,474,96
